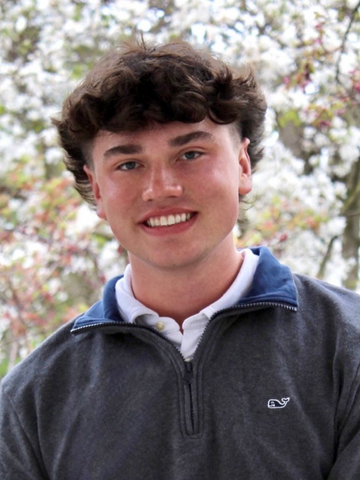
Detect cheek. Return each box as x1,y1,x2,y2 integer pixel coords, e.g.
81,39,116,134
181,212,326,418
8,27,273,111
206,165,240,199
100,182,135,219
204,174,240,217
103,176,135,201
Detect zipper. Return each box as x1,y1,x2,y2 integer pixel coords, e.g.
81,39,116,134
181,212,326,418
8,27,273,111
72,320,188,358
180,301,297,434
71,301,296,337
193,301,297,357
183,359,195,434
73,320,199,434
72,301,296,436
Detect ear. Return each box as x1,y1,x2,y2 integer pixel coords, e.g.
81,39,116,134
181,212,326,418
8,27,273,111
238,138,252,196
83,165,107,220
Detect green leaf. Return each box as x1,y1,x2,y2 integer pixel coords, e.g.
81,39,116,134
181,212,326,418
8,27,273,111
278,109,302,129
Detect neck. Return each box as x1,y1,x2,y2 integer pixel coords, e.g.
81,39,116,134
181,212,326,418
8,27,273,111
129,245,244,326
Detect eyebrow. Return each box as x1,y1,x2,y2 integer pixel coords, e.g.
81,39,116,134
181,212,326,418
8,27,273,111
103,130,214,160
103,144,142,160
169,131,214,147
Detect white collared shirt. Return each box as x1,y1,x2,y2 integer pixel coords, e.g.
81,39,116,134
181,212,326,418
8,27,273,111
115,249,259,360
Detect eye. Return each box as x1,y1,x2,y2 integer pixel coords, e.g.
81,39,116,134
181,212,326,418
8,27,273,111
117,161,140,171
180,151,202,161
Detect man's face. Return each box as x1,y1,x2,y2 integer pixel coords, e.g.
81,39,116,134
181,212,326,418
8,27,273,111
85,119,252,273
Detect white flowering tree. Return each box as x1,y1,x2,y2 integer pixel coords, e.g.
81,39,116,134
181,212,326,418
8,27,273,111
0,0,359,373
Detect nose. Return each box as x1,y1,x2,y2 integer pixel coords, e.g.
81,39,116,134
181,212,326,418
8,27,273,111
142,166,183,202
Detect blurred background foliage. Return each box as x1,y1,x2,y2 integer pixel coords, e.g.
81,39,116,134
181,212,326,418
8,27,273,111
0,0,359,375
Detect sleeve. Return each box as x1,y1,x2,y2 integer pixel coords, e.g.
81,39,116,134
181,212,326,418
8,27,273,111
0,383,49,480
327,367,360,479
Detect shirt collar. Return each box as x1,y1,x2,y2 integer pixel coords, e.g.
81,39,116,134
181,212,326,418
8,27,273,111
115,249,260,324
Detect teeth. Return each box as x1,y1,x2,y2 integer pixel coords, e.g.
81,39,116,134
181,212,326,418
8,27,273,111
168,215,175,225
146,213,193,228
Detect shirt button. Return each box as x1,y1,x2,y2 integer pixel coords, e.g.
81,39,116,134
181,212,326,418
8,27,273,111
155,321,165,331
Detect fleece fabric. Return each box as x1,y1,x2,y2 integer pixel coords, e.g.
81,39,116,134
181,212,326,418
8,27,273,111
1,247,360,480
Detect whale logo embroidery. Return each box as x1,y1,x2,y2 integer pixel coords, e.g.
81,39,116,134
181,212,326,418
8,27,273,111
267,397,290,409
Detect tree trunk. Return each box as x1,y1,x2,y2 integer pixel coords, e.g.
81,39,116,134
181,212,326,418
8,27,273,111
342,158,360,290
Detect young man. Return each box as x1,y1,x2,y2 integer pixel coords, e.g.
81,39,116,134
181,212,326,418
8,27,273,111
1,40,360,480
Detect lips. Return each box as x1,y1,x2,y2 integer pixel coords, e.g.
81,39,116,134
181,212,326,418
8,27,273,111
145,213,194,228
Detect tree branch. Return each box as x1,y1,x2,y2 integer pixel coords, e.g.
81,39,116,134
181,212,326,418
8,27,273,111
317,235,339,279
335,1,360,83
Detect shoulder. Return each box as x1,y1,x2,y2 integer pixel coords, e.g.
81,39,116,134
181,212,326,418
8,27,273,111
1,320,76,398
293,274,360,355
294,273,360,319
1,298,104,395
1,283,124,403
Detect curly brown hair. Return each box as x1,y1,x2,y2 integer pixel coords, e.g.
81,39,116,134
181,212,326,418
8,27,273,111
53,39,267,206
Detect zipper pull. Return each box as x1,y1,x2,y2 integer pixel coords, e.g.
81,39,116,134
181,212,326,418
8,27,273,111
183,359,193,383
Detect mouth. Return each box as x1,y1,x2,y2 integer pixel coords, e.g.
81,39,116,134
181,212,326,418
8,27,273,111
144,212,196,228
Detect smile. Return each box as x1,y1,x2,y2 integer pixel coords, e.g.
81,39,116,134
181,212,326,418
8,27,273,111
145,213,194,228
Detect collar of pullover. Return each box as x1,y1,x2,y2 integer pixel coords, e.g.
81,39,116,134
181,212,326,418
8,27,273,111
71,247,298,331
